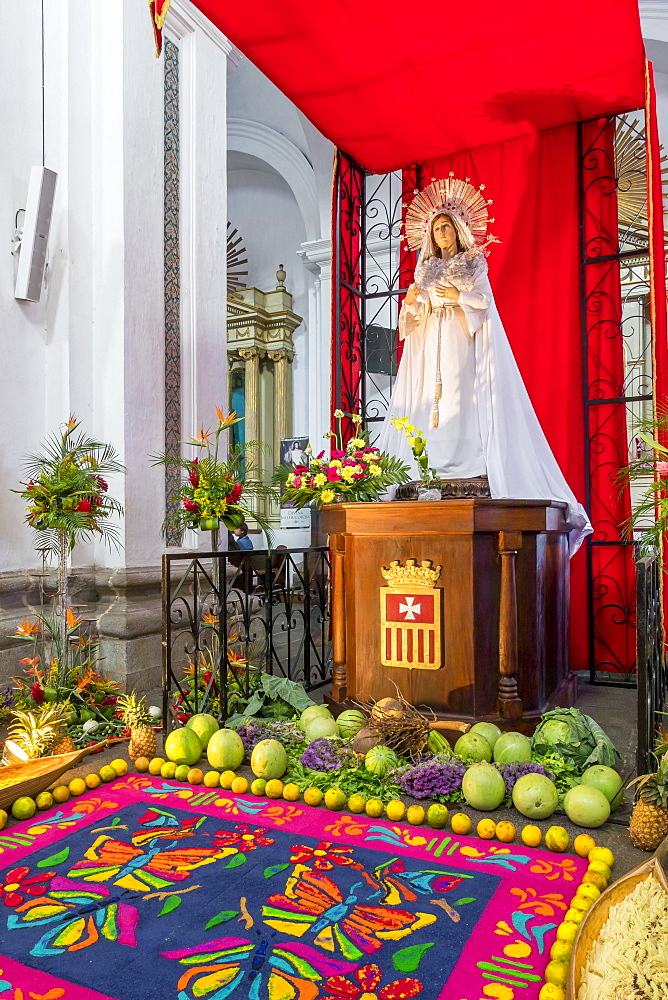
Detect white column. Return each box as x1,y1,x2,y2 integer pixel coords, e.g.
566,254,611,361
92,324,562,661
299,238,332,449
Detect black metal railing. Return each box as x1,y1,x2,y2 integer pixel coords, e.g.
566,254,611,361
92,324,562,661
636,552,667,773
162,547,331,732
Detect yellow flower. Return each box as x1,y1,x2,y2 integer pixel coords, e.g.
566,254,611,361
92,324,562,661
350,438,365,449
286,474,295,486
341,467,355,482
329,460,342,468
320,489,336,504
369,464,382,476
313,473,327,487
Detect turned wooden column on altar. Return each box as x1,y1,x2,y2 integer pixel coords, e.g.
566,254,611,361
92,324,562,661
318,498,574,727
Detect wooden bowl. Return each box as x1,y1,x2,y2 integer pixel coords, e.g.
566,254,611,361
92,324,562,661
0,740,117,811
567,836,668,998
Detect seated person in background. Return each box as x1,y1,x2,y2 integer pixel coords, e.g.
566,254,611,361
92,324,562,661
233,522,254,550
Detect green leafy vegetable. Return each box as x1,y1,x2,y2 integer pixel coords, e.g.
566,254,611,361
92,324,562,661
531,708,620,773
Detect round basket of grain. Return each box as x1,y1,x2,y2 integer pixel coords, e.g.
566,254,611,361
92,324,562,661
567,836,668,998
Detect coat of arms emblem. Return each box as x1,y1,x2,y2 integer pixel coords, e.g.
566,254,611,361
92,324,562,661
379,558,443,670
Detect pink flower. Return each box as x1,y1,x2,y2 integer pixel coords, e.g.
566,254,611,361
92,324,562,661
293,464,308,473
93,476,108,492
26,481,34,491
75,499,92,513
657,462,668,477
30,683,44,704
327,468,341,482
316,450,325,460
183,498,199,513
331,450,345,459
292,476,302,488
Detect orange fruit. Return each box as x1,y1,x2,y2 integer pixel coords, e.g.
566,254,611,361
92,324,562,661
220,770,236,790
203,770,220,788
265,779,284,799
573,833,596,857
68,778,87,796
476,818,496,840
251,779,267,796
148,757,165,775
0,809,7,830
52,785,70,803
35,791,53,810
521,824,542,847
406,805,425,826
85,773,101,789
282,783,300,801
110,759,128,776
450,812,472,835
303,787,323,807
231,776,249,794
495,821,516,843
134,757,150,773
386,800,406,822
187,768,204,785
365,798,384,818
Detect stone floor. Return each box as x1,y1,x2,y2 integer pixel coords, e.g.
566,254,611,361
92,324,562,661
0,676,656,880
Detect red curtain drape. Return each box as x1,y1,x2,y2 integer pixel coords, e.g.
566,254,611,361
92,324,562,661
413,126,589,669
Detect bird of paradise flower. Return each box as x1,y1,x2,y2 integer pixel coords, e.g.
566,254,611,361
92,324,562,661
6,876,139,958
161,930,359,1000
262,869,436,961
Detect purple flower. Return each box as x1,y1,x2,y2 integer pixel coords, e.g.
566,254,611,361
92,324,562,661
501,762,552,796
300,738,341,772
399,760,466,799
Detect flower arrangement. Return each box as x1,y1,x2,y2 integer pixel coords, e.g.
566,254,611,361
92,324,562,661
14,417,124,553
273,411,410,508
153,406,271,539
619,408,668,555
390,416,437,485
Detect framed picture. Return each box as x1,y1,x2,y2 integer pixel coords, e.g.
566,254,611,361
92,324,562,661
280,436,310,467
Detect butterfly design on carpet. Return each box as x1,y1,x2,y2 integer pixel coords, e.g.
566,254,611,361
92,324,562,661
262,869,436,961
162,930,359,1000
131,808,207,846
363,858,466,905
66,833,237,892
6,876,139,958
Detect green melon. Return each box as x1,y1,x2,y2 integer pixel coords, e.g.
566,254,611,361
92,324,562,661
563,784,611,828
462,762,506,810
251,739,288,780
579,765,623,805
164,727,202,766
337,709,367,739
468,722,503,751
186,713,219,749
493,731,533,764
512,773,559,819
206,728,244,771
299,704,333,731
454,732,492,763
305,717,340,742
364,745,400,777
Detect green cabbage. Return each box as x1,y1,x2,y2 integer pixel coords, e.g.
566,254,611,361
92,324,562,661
531,707,620,773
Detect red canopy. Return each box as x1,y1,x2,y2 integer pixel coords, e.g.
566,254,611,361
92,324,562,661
194,0,646,172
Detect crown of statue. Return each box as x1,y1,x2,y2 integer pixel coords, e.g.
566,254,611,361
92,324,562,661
403,173,498,253
381,558,442,589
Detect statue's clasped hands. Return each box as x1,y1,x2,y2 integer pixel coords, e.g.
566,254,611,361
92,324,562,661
435,283,460,302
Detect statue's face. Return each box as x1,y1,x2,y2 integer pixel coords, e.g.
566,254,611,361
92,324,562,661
432,214,458,254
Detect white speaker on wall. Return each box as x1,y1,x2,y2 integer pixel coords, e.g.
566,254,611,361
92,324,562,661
14,166,58,302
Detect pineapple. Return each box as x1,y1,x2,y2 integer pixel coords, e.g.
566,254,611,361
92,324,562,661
118,691,156,760
50,704,76,755
629,755,668,851
7,709,57,759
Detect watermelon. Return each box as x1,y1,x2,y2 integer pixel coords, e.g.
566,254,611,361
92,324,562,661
207,728,244,770
364,745,400,777
186,714,219,749
251,739,288,779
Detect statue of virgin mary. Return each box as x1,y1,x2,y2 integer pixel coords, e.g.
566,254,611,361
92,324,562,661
376,175,592,553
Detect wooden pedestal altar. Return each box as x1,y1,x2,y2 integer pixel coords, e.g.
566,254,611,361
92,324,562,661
318,499,575,727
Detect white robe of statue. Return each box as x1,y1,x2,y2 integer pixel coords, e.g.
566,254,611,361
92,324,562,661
376,251,592,553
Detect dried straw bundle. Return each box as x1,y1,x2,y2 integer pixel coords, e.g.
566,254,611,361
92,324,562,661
353,688,433,759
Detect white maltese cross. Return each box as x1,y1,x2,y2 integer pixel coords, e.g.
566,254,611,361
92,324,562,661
399,596,421,620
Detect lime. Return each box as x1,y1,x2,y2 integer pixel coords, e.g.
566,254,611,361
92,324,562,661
550,939,573,962
582,870,607,891
52,785,70,803
539,984,566,1000
588,846,614,868
175,764,190,781
588,859,612,879
251,778,267,796
347,793,366,814
577,882,601,903
99,765,117,783
555,921,578,943
0,809,7,830
265,779,283,799
427,804,449,829
544,959,568,988
545,826,570,853
11,796,37,821
160,762,177,779
564,907,584,924
35,791,53,810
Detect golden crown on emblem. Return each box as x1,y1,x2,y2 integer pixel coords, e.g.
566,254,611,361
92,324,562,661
381,558,442,589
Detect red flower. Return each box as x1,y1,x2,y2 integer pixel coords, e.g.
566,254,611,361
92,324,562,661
0,867,56,908
289,841,364,872
30,683,44,704
100,695,117,705
92,494,103,506
93,476,108,492
212,824,274,851
75,499,92,513
293,465,308,473
323,964,423,1000
228,483,242,503
327,469,341,482
188,464,199,488
26,481,35,491
292,476,302,488
204,670,212,684
183,498,199,513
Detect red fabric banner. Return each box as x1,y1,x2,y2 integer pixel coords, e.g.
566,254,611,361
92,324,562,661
414,126,589,669
193,0,645,172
